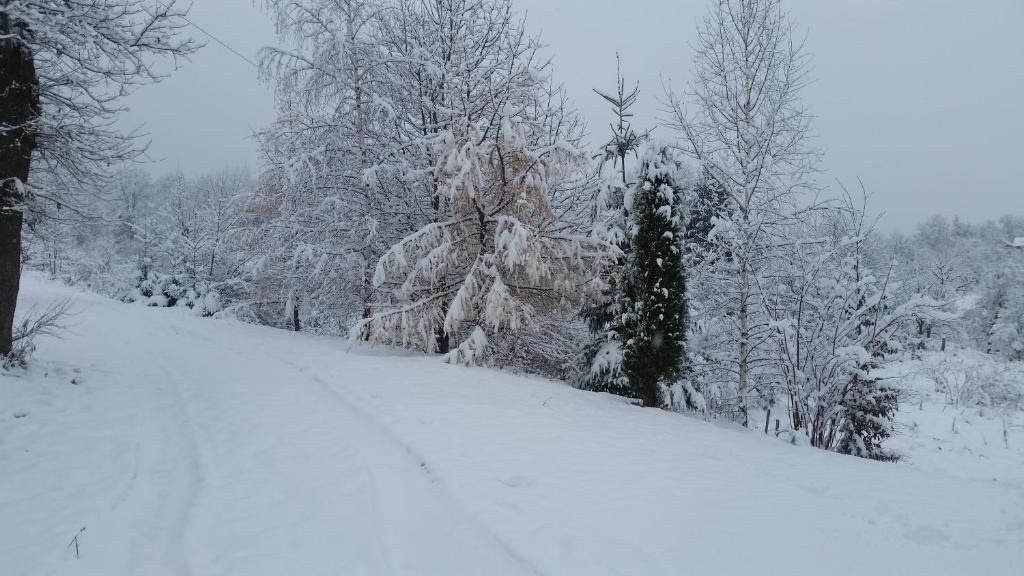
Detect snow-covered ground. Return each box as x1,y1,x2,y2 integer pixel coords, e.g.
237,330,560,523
881,352,1024,485
2,274,1023,575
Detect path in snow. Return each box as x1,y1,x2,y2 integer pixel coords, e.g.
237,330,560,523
2,274,1024,575
1,277,536,576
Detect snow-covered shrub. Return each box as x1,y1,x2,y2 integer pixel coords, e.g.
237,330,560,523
122,270,222,317
927,355,1024,411
762,196,936,461
491,315,589,381
834,377,901,462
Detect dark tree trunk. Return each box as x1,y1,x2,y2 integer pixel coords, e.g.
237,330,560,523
640,378,661,409
0,207,21,355
434,320,450,354
0,14,40,356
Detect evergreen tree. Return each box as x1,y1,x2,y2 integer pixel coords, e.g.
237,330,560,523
578,174,632,394
684,166,728,259
835,372,900,462
833,273,901,462
982,270,1024,361
593,54,647,186
620,146,690,408
579,56,647,395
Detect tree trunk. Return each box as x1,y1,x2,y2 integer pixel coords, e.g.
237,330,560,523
348,6,375,325
641,378,661,409
0,15,40,356
434,302,450,354
291,298,301,332
737,249,750,426
0,208,22,355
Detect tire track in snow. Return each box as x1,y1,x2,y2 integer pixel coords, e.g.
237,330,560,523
149,355,204,576
286,360,546,576
161,315,542,575
155,320,395,574
15,297,207,575
151,317,485,574
107,312,205,576
45,296,539,575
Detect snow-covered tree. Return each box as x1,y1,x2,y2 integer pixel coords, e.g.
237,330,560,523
684,166,728,262
577,179,630,393
103,169,252,315
593,54,647,187
360,111,612,364
897,216,971,353
344,0,608,364
764,196,935,460
253,0,597,349
0,0,200,357
665,0,819,423
979,270,1024,361
254,0,392,331
578,57,646,395
619,145,691,408
21,168,160,295
878,215,1024,361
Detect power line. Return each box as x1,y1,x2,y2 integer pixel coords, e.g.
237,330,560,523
152,0,259,69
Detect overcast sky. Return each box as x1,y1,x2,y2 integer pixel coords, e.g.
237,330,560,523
122,0,1024,231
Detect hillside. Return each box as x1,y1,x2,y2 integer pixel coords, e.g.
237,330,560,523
2,275,1023,576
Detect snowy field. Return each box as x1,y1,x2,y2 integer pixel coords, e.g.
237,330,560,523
2,274,1023,576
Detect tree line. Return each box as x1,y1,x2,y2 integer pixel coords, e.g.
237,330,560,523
4,0,1023,461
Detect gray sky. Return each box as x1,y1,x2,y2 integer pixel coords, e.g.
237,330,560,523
123,0,1024,230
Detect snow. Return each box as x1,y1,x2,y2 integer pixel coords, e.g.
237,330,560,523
3,274,1024,575
1011,237,1024,248
881,351,1024,484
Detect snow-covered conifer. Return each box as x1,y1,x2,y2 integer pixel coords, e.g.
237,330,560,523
578,57,647,395
619,145,691,408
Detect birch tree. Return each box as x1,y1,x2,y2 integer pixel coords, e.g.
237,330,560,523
665,0,818,423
